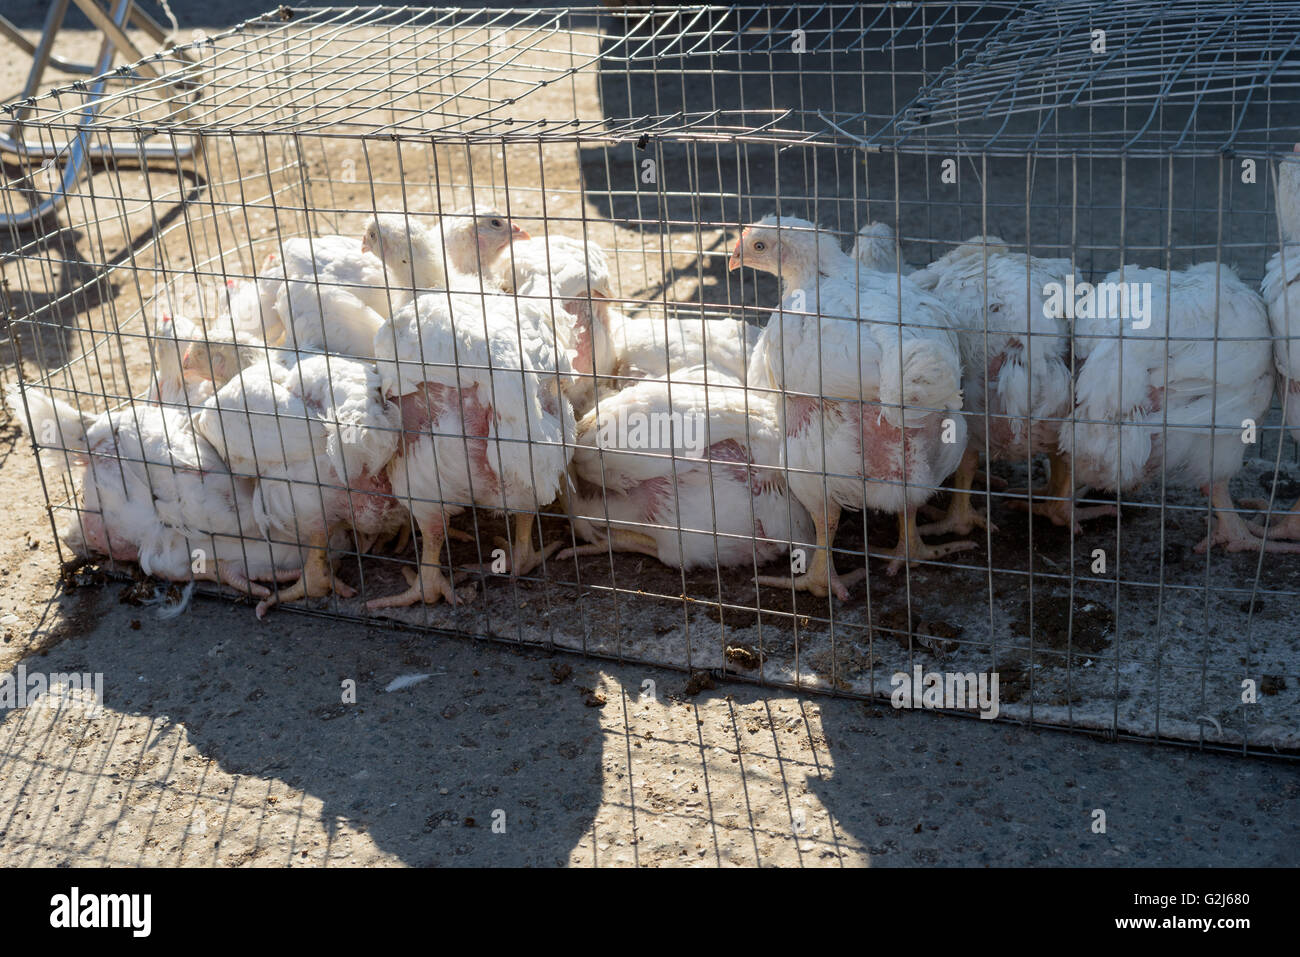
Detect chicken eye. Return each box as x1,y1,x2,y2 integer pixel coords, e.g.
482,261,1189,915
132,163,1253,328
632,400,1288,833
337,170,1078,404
490,218,503,229
753,241,766,251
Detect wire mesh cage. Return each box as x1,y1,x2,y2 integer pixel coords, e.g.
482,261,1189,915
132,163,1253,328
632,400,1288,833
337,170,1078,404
4,2,1299,757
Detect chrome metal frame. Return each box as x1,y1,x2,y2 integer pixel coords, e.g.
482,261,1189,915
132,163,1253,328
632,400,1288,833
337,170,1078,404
0,0,201,229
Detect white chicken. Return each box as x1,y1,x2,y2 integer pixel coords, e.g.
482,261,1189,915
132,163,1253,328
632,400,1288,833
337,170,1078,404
1059,262,1297,554
558,370,813,570
276,234,403,318
218,264,286,347
851,221,913,275
366,286,576,609
182,259,397,391
217,235,399,349
194,352,405,616
146,314,215,409
276,280,387,362
6,385,303,596
607,313,759,386
908,236,1089,532
732,215,971,597
495,232,620,409
360,206,526,294
466,222,759,398
494,230,611,302
1255,144,1300,540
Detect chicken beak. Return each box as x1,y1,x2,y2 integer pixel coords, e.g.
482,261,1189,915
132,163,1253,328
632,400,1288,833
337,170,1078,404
511,223,530,242
728,241,742,271
360,237,371,254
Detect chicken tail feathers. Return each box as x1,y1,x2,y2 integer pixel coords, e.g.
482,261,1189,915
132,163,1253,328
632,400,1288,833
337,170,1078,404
1058,341,1161,491
994,347,1073,441
878,336,963,428
5,383,93,478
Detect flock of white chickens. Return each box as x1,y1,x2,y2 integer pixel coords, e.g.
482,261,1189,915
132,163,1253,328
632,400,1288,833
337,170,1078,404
9,147,1300,618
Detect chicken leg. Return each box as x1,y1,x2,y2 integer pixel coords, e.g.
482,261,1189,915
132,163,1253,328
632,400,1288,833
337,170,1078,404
555,528,662,562
1196,482,1300,554
367,516,464,609
917,447,997,537
756,503,864,601
256,526,356,618
1240,497,1300,541
1008,450,1117,532
883,507,976,576
210,560,301,601
497,512,563,577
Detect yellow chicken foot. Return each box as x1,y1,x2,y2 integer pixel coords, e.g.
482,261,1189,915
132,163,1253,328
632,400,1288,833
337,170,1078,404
883,507,976,576
461,512,563,579
1196,483,1300,554
367,519,465,609
208,562,269,599
555,528,662,562
917,447,997,537
1240,497,1300,541
755,504,864,600
1006,451,1116,533
256,528,356,618
208,559,298,600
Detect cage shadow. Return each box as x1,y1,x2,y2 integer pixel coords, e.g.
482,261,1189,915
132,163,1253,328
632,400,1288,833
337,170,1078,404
0,583,607,866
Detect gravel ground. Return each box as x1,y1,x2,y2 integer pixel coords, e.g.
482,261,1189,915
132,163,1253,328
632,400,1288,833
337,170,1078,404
1,3,1298,867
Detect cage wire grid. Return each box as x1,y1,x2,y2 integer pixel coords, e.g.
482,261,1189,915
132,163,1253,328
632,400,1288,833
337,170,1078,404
1,3,1299,757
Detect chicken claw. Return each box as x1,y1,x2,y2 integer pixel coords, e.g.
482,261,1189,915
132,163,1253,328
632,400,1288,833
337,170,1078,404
256,536,355,619
881,508,975,575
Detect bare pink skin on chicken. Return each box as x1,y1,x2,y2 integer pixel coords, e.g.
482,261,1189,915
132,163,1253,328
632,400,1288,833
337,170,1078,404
567,301,595,375
396,380,500,497
705,438,755,489
562,290,608,377
76,510,139,563
614,439,767,527
345,466,401,535
785,394,821,434
703,438,786,497
627,475,673,523
1128,384,1168,487
788,394,920,486
859,407,916,486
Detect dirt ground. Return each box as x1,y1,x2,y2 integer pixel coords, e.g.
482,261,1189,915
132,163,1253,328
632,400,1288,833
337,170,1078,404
1,4,1298,867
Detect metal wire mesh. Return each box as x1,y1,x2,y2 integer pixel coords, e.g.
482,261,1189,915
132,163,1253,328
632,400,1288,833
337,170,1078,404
3,3,1299,758
882,0,1300,157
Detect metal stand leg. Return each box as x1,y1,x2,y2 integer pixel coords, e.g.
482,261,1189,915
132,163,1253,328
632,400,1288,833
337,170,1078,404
0,4,93,75
0,0,181,75
0,0,201,230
